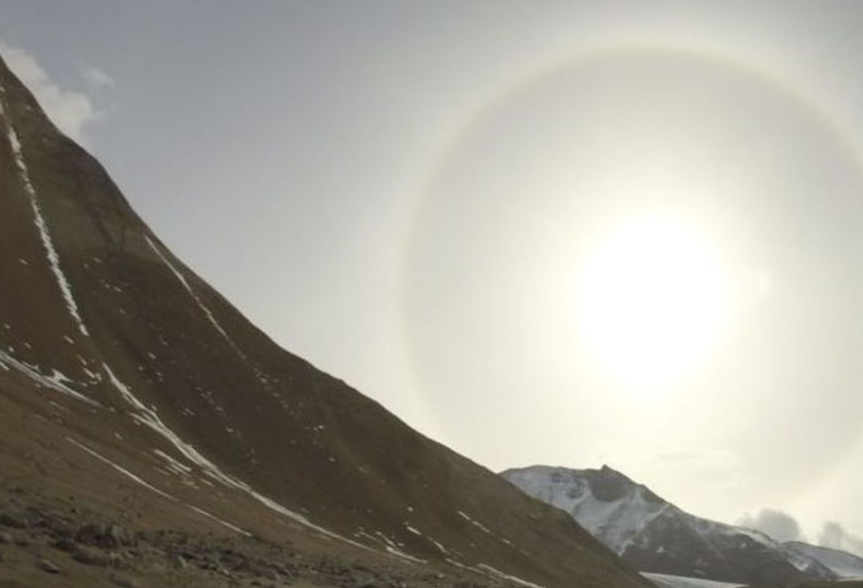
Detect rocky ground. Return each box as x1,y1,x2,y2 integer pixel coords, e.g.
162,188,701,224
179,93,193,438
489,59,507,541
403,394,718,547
0,487,503,588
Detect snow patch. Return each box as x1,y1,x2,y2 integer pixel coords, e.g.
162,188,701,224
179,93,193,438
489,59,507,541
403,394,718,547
102,362,374,552
1,86,89,338
385,545,427,564
67,436,174,500
68,437,249,536
356,529,427,563
458,510,492,534
103,363,246,490
445,559,544,588
643,572,744,588
145,236,235,347
0,349,97,406
154,448,193,475
431,537,451,555
457,509,520,552
476,564,546,588
144,236,275,387
184,503,250,536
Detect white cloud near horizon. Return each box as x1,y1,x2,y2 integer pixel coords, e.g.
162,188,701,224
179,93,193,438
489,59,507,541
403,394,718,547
82,65,114,90
820,521,863,557
735,511,863,556
737,508,805,543
0,41,108,143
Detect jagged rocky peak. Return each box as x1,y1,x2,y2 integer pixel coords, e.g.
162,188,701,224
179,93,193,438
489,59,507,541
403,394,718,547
506,464,661,506
583,465,658,503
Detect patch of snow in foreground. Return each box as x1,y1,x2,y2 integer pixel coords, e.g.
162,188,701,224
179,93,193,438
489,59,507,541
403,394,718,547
643,572,745,588
0,85,90,338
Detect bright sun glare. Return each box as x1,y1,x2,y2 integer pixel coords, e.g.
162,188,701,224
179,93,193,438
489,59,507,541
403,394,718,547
576,215,731,393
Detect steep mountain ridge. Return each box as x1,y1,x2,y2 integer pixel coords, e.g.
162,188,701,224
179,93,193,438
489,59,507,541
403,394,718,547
502,465,836,586
0,52,650,588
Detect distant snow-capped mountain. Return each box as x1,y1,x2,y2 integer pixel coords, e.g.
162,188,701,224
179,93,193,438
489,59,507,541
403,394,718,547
785,541,863,579
501,465,836,586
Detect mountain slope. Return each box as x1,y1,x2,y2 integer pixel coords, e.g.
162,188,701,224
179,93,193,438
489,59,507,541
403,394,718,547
502,465,836,586
0,53,652,588
786,541,863,579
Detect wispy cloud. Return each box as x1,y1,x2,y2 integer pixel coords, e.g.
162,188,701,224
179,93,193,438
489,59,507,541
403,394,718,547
82,65,114,90
737,508,804,543
820,521,863,557
0,41,111,144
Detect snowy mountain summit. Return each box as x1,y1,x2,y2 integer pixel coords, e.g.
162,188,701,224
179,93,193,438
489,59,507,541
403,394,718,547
502,465,836,586
503,465,667,555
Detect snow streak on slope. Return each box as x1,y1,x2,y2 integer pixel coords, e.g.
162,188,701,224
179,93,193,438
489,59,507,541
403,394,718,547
144,235,276,389
355,529,429,565
66,436,250,536
457,509,522,552
444,558,546,588
68,436,175,500
102,363,377,554
0,349,97,406
643,573,743,588
0,86,90,338
137,239,388,551
476,563,546,588
145,236,235,347
103,363,246,488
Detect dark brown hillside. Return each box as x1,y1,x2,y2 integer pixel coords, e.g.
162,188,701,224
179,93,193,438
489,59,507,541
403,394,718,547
0,52,651,588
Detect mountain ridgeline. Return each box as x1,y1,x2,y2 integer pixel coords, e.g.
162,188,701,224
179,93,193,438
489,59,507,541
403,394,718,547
0,53,653,588
502,465,838,587
785,542,863,580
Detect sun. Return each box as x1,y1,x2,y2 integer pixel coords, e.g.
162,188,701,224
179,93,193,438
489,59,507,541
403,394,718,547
575,215,731,393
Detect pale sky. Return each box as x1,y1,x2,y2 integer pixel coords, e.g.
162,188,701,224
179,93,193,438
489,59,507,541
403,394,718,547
3,1,863,553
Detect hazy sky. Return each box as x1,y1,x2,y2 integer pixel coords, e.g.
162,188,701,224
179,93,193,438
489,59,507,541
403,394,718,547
3,1,863,552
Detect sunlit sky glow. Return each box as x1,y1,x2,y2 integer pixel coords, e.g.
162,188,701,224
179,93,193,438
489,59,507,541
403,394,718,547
3,0,863,552
576,214,731,393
